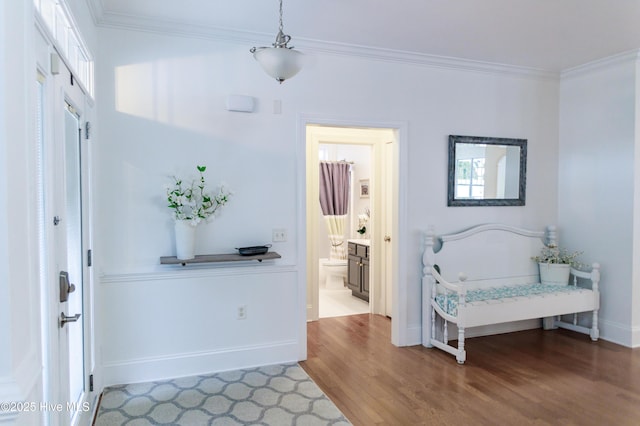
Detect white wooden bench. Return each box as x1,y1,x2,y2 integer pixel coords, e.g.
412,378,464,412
422,223,600,364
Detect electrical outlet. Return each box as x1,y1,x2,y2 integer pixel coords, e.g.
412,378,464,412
237,305,247,320
272,228,287,242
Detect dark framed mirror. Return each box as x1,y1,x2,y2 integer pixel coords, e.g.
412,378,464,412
447,135,527,206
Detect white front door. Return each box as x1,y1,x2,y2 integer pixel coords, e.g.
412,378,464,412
43,59,93,426
59,102,86,421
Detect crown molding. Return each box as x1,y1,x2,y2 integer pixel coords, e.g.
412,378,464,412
561,49,640,79
87,0,557,80
85,0,105,26
92,7,266,46
299,38,557,80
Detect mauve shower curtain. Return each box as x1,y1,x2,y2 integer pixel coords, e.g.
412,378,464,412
319,161,350,260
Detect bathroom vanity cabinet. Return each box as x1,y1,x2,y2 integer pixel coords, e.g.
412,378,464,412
347,241,369,302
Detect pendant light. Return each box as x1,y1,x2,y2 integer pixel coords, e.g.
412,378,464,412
250,0,302,84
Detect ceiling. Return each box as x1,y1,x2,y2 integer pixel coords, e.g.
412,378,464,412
92,0,640,72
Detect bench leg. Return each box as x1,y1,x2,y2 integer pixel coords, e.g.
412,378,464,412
591,310,599,341
425,305,435,348
542,316,557,330
456,327,466,364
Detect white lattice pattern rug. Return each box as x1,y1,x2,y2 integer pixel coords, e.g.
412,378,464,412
94,363,351,425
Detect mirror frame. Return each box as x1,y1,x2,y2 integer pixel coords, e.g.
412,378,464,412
447,135,527,207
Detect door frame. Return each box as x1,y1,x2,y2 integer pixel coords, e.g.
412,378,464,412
306,126,390,320
383,140,394,317
39,49,95,425
296,114,409,359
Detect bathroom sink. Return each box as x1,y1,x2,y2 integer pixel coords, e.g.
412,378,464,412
348,239,370,246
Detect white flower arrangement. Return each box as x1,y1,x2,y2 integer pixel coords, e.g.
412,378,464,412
166,165,231,226
532,243,583,268
356,208,370,235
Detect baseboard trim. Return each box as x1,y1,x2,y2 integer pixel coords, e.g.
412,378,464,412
405,323,422,346
0,349,41,425
14,348,41,404
599,318,636,348
0,375,22,424
306,304,313,322
101,340,299,387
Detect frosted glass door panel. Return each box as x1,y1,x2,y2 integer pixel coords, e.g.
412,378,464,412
64,105,84,408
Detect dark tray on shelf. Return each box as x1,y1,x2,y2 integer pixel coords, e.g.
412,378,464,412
236,245,271,256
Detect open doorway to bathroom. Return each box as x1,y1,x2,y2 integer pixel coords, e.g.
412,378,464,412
317,143,371,318
305,124,397,322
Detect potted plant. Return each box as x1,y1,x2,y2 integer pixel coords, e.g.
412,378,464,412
356,208,370,237
532,244,582,285
166,165,231,260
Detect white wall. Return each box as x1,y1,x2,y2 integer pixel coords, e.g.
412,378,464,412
1,1,43,424
94,24,561,384
0,0,21,423
95,29,305,385
559,53,640,347
349,146,372,238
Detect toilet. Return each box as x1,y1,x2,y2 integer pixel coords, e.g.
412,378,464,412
319,258,348,289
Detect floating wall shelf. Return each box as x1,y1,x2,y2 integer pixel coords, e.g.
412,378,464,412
160,252,281,266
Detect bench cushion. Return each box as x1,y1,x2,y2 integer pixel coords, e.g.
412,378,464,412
435,284,589,317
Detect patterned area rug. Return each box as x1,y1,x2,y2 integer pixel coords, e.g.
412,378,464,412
94,363,351,425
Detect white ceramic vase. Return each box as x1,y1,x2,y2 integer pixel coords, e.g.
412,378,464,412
174,220,197,260
538,263,571,285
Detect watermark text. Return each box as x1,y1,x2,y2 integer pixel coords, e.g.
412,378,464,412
0,401,90,413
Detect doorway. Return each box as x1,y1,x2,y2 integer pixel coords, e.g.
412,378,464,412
38,54,95,425
305,124,397,323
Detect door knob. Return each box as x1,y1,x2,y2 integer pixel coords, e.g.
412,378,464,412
384,235,391,242
60,312,81,328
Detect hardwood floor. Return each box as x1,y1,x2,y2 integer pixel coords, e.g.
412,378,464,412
300,314,640,426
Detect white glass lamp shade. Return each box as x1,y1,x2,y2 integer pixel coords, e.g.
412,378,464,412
253,47,303,82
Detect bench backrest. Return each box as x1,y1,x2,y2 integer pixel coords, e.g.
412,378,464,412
424,224,551,289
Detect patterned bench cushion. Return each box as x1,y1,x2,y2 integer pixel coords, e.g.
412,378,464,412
435,284,588,317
